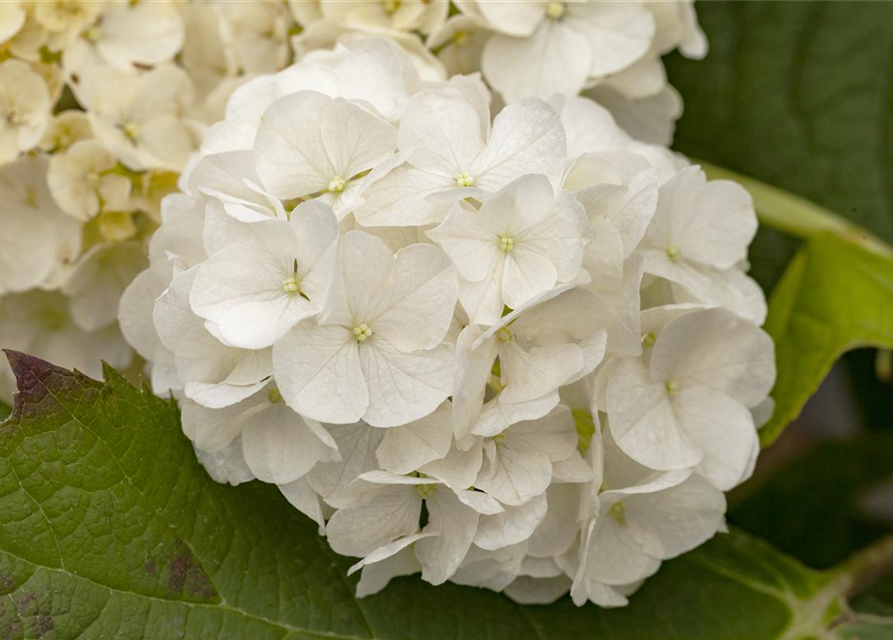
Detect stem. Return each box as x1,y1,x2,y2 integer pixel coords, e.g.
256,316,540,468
698,161,893,259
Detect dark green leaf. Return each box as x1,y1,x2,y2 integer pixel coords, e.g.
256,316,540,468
832,614,893,640
0,352,873,640
844,350,893,433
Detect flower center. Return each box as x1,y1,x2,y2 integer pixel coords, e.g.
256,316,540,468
328,176,346,193
416,483,436,498
352,323,373,342
666,245,681,260
282,276,301,294
665,380,681,396
267,387,282,403
545,1,566,20
453,30,469,46
123,121,140,141
382,0,400,14
498,234,515,253
609,501,627,526
496,327,514,344
85,170,100,188
84,25,101,42
641,332,656,348
455,172,475,187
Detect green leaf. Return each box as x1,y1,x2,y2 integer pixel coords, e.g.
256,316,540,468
760,233,893,444
667,1,893,244
833,615,893,640
852,575,893,618
0,352,884,640
730,434,893,569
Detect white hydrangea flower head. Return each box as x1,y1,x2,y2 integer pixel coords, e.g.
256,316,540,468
0,0,775,611
115,36,776,609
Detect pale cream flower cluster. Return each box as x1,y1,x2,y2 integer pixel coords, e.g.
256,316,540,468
0,0,300,400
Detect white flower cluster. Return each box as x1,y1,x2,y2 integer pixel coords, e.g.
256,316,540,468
120,37,775,607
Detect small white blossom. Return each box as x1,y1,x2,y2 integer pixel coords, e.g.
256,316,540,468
273,231,457,426
61,241,146,332
182,385,340,485
430,175,592,323
357,85,567,227
88,64,197,171
475,406,579,506
0,59,51,164
39,110,93,153
72,1,184,73
640,166,767,323
605,306,774,490
47,139,132,220
328,470,502,585
190,200,340,349
475,0,655,103
573,470,726,607
427,15,490,77
254,91,398,217
0,155,81,296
